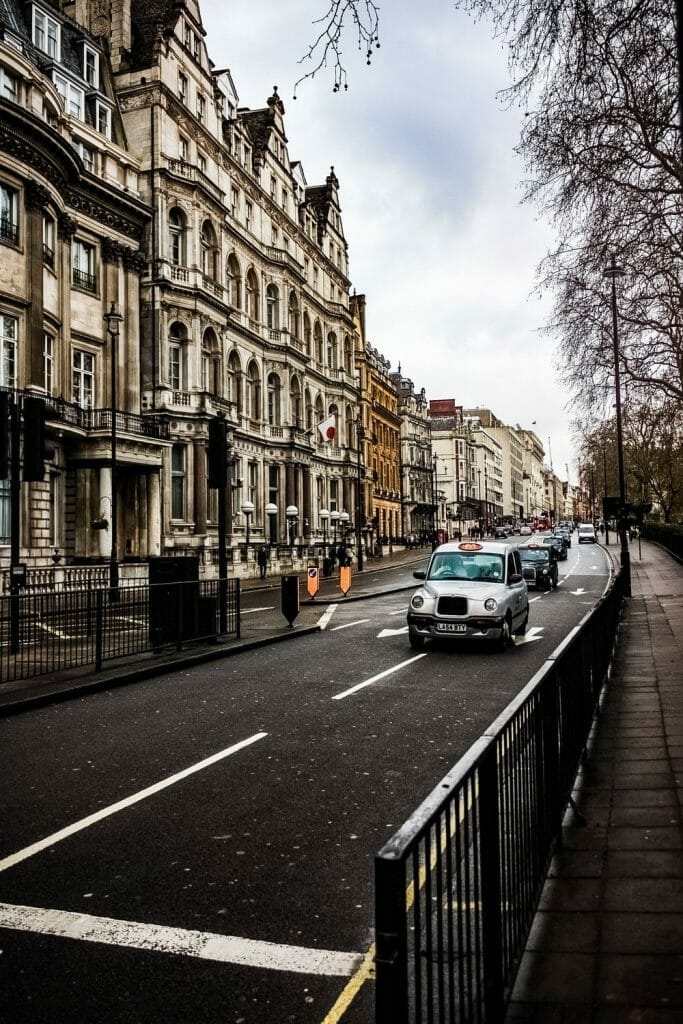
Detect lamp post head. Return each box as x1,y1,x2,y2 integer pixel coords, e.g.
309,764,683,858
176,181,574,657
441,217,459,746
329,509,340,523
265,502,277,516
285,504,298,520
319,508,329,522
241,500,255,516
603,258,626,279
103,302,123,336
339,511,350,525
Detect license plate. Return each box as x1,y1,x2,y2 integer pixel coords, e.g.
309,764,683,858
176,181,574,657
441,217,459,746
436,622,467,633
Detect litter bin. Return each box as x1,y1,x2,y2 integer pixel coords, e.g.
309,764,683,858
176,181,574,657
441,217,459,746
149,556,199,648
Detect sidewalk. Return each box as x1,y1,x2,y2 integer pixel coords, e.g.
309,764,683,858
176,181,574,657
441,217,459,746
506,538,683,1023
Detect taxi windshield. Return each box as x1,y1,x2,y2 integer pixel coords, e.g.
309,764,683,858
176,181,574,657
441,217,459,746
428,552,505,582
520,548,549,563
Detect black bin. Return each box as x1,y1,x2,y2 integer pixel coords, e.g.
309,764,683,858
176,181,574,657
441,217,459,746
149,556,200,648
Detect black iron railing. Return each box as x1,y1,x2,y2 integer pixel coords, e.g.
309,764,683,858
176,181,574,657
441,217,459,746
0,578,240,684
375,572,624,1024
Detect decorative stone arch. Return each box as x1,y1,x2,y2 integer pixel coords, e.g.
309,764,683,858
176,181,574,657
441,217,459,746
201,326,221,394
266,282,280,330
200,218,219,280
343,334,353,374
245,267,260,322
246,358,262,420
313,320,323,363
227,349,243,413
168,206,188,266
327,331,338,369
303,310,312,355
289,373,302,429
288,291,300,339
267,370,282,425
226,252,242,309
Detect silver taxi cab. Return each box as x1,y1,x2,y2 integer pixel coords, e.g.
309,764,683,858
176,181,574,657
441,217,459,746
407,540,529,651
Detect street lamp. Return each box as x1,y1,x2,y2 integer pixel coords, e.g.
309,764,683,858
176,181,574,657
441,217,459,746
603,257,631,596
319,508,329,548
339,510,350,550
330,509,340,546
286,504,298,547
265,502,277,544
241,500,254,546
356,421,365,571
103,302,123,596
430,455,437,549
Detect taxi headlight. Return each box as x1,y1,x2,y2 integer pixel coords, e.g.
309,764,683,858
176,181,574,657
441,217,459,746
484,598,497,611
541,568,549,575
412,595,425,609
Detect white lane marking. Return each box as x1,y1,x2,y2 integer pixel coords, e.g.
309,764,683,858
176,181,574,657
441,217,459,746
317,604,338,630
389,609,406,616
0,733,268,874
377,626,409,638
241,606,275,615
331,619,370,631
571,588,586,595
332,654,427,701
0,903,360,977
529,596,543,603
515,626,544,645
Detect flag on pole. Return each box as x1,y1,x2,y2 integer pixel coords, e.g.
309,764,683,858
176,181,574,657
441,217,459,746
317,414,336,442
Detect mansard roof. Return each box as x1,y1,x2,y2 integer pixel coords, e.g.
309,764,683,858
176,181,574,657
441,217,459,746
130,0,182,70
240,86,287,169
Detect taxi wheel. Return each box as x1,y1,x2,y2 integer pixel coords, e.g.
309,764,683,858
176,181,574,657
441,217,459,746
409,630,427,650
497,616,512,651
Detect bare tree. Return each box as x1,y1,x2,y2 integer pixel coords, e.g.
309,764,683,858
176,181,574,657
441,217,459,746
294,0,380,97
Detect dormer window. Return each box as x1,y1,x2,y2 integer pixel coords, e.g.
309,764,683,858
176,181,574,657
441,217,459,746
33,7,60,60
95,101,111,138
83,46,99,88
54,73,84,119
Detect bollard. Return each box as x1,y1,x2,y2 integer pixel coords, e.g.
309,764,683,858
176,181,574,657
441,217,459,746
281,575,299,627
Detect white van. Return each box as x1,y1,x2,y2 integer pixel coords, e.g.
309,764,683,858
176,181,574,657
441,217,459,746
578,524,597,544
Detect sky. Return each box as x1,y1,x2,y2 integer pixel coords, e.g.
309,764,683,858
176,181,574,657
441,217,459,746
201,0,578,482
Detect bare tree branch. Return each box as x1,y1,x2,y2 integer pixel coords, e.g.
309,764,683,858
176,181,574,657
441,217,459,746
294,1,380,98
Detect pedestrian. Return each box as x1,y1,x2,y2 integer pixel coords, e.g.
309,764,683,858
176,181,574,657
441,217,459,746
257,545,268,579
337,542,349,567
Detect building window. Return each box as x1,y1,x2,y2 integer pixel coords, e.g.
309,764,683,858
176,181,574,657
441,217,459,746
171,444,186,520
1,314,17,387
43,214,55,267
72,349,94,408
169,344,181,390
230,187,238,218
72,140,95,172
33,7,60,59
243,145,251,170
72,240,97,292
178,71,187,102
266,284,279,330
270,175,277,198
196,93,205,122
168,207,186,266
43,331,54,394
245,269,260,321
197,153,206,175
0,185,19,245
245,201,252,231
200,220,218,280
83,46,98,87
0,67,19,102
267,373,281,425
95,102,111,139
179,135,189,162
53,74,84,119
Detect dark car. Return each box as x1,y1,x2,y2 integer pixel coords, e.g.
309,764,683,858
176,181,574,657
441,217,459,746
541,534,568,560
519,542,559,591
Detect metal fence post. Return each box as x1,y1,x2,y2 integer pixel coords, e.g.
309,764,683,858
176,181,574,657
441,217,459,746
479,748,505,1024
375,853,409,1024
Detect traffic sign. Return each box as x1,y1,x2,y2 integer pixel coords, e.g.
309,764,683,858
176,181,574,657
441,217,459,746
306,565,319,598
339,565,351,595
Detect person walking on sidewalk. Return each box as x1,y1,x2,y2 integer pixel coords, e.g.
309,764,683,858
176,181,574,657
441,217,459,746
257,545,268,579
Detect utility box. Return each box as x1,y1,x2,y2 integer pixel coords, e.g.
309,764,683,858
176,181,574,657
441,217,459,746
281,575,299,627
149,556,200,648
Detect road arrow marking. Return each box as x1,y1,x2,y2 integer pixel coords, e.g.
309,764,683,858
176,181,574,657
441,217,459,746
377,626,409,638
516,626,544,645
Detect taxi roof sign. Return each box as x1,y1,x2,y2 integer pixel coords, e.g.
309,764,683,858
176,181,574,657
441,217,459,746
458,542,483,551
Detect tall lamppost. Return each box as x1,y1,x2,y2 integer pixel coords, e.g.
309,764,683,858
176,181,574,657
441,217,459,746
339,510,350,552
103,303,123,596
286,504,298,548
241,499,254,546
330,509,340,547
319,508,329,549
356,421,365,571
430,455,437,548
603,257,631,596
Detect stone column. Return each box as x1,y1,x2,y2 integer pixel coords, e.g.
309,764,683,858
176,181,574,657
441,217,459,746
147,471,161,557
193,439,207,535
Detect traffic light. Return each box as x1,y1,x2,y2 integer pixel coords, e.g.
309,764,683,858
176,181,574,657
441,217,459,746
207,416,228,489
22,396,46,481
0,392,9,480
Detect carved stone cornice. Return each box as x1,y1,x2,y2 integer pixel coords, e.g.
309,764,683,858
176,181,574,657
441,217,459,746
24,181,52,212
102,238,126,264
58,214,78,241
64,187,146,242
123,248,148,274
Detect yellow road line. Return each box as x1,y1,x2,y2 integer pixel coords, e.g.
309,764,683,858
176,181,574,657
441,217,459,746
320,943,376,1023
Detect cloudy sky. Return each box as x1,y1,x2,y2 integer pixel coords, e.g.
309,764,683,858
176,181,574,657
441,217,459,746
201,0,578,481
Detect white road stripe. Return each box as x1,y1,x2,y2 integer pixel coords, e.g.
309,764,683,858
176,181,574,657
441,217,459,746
331,619,369,630
240,606,275,615
0,733,268,874
0,902,360,977
317,604,338,630
332,654,427,700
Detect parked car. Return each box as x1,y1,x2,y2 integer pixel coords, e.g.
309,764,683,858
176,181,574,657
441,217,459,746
519,525,533,536
407,540,529,651
578,523,598,544
519,543,558,591
541,534,568,560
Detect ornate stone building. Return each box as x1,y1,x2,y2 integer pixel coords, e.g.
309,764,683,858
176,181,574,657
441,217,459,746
0,0,166,576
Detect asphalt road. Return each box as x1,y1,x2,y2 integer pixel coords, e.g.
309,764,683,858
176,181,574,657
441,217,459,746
0,539,614,1024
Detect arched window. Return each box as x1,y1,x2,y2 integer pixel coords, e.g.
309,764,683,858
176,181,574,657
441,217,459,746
343,335,352,374
267,372,281,425
227,350,243,413
288,291,300,338
345,404,355,448
266,283,280,330
305,387,314,433
327,332,338,369
313,321,323,363
226,253,242,309
290,375,302,429
201,220,219,280
168,207,186,266
167,320,188,390
201,328,221,394
246,360,261,420
314,394,324,425
246,269,260,322
303,311,312,355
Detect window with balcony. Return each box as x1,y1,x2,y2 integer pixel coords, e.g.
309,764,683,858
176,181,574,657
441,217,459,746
266,284,279,330
179,135,189,162
0,185,19,246
267,372,281,426
201,329,220,394
288,292,300,338
33,6,60,59
245,268,260,321
72,348,94,407
227,350,242,413
72,240,97,292
168,207,186,267
1,314,17,387
200,219,218,280
226,253,242,308
168,322,187,391
246,360,261,420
